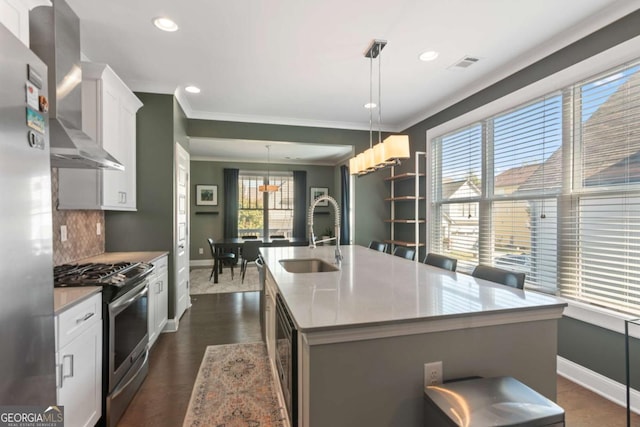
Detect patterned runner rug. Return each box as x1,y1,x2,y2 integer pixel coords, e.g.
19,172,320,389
183,342,286,427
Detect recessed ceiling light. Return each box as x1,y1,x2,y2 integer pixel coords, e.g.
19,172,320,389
185,85,201,94
153,17,178,32
419,50,439,62
364,103,377,109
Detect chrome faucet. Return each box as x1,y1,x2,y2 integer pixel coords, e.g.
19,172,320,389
308,195,342,264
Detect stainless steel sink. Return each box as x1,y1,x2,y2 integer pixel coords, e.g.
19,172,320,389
279,258,339,273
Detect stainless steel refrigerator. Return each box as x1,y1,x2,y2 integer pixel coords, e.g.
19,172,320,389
0,24,56,405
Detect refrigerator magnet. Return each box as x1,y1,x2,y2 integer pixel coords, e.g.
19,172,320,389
25,81,39,110
26,107,45,133
39,95,49,113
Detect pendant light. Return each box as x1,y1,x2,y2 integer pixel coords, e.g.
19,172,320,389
259,145,279,193
349,39,410,176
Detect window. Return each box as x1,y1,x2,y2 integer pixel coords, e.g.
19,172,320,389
431,125,482,272
430,59,640,315
561,63,640,313
238,172,294,238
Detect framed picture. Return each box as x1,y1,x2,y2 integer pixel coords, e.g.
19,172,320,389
310,187,329,206
196,184,218,206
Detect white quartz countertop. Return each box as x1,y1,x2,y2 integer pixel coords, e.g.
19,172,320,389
260,245,567,332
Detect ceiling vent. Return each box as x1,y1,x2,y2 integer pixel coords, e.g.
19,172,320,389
448,56,480,70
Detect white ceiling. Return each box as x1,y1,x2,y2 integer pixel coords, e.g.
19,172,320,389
66,0,640,164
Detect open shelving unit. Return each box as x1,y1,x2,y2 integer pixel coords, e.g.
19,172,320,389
384,152,427,257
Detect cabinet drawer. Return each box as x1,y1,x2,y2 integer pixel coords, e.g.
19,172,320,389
57,293,102,350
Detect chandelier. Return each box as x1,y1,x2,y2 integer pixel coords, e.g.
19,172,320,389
349,39,410,176
258,145,279,192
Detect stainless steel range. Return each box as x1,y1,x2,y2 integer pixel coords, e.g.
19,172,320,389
54,261,154,427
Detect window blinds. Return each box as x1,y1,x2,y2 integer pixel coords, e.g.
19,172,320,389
432,125,482,271
560,63,640,314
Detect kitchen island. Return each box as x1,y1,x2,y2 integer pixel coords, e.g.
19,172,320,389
260,245,566,427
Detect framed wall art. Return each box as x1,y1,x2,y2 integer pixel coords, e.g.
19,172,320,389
196,184,218,206
310,187,329,206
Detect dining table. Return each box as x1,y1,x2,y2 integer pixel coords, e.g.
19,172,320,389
209,237,309,283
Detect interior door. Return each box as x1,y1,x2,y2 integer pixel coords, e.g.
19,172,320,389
175,143,190,321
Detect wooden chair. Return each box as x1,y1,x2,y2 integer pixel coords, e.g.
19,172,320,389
368,241,388,253
392,246,416,260
241,240,263,283
423,253,457,272
207,238,235,281
472,264,525,289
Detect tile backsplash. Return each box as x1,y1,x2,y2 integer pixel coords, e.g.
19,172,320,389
51,168,105,265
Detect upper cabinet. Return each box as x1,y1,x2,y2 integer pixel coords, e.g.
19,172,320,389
57,63,143,210
0,0,50,46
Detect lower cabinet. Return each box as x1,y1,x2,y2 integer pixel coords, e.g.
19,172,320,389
148,255,169,348
55,293,102,427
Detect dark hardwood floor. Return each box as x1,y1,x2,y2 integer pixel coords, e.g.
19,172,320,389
118,291,636,427
118,292,262,427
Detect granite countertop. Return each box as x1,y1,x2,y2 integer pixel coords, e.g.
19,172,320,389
260,245,567,332
78,251,169,265
54,286,102,314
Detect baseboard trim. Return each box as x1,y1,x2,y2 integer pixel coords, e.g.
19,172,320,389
191,260,213,268
557,356,640,414
164,318,179,332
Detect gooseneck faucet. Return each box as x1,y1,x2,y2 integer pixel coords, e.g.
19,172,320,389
308,195,342,264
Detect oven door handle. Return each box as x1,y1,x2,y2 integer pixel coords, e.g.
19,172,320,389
111,283,148,312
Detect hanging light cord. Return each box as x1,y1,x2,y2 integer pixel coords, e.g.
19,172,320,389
378,41,382,146
369,49,374,150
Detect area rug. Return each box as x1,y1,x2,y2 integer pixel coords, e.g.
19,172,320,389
190,264,260,295
182,342,286,427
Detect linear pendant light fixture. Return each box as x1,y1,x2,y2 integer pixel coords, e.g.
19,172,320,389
349,39,410,176
258,145,279,193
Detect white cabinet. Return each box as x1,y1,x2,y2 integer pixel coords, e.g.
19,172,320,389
0,0,50,46
57,62,142,211
148,255,169,348
55,293,102,427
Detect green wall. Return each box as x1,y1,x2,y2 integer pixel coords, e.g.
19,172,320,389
190,160,336,261
105,93,186,319
399,10,640,384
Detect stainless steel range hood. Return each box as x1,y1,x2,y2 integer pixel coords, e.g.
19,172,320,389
29,0,124,171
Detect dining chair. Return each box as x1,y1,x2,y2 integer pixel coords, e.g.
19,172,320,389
423,253,457,272
472,264,525,289
392,246,416,260
270,235,285,239
242,235,258,239
207,238,235,281
368,241,388,253
241,240,263,283
270,239,290,247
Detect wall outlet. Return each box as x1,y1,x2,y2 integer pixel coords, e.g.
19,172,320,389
60,225,68,242
198,248,203,254
424,361,443,387
96,222,101,235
